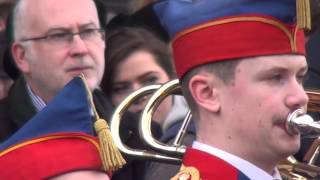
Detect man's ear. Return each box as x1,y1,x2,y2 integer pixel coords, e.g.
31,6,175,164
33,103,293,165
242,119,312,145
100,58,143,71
11,42,30,73
188,72,220,112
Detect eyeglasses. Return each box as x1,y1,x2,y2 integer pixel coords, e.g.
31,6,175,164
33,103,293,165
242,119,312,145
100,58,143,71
20,28,105,47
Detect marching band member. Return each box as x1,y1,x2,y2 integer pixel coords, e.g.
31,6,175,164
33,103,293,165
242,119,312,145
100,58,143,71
154,0,311,179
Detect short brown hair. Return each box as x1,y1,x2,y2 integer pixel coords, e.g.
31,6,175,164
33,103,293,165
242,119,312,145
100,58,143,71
181,59,242,118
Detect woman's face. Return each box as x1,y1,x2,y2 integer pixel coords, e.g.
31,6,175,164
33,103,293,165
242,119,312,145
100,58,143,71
111,50,172,123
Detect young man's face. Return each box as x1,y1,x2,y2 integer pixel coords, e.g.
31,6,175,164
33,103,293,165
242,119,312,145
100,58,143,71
219,55,308,162
14,0,105,102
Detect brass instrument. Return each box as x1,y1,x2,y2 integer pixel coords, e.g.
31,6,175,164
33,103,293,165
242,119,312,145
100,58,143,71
306,90,320,113
110,84,182,162
279,108,320,179
110,79,320,179
139,79,187,157
286,108,320,135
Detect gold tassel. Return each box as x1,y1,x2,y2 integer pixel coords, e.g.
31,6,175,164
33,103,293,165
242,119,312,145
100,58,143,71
94,118,126,172
296,0,311,30
79,74,126,172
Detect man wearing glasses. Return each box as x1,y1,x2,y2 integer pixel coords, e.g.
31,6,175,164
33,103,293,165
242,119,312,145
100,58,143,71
0,0,111,179
11,0,105,103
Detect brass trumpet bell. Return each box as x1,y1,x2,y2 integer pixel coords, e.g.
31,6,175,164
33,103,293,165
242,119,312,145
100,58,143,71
139,79,187,157
110,84,182,162
281,109,320,179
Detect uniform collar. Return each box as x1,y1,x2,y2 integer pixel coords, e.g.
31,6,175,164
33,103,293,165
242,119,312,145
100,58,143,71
192,141,282,180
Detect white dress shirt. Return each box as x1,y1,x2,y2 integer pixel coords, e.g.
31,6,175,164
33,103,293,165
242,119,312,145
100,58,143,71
27,84,46,112
192,141,282,180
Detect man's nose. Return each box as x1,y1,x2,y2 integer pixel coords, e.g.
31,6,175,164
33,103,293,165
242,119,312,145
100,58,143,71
69,35,89,55
285,80,309,110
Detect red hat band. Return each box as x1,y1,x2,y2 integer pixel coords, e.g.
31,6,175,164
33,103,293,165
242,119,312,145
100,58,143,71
172,15,306,79
0,133,103,180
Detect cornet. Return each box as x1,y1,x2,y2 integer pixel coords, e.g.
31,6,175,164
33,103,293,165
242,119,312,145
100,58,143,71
110,83,182,163
110,79,320,179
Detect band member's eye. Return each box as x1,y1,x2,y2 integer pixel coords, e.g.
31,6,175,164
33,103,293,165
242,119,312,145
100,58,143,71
269,74,283,82
297,74,306,85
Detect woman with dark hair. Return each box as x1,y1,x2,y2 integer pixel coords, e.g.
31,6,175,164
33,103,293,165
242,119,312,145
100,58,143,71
101,27,181,127
101,27,193,180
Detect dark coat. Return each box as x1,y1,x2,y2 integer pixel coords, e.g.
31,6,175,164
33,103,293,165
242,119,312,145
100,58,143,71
0,77,33,142
0,97,14,142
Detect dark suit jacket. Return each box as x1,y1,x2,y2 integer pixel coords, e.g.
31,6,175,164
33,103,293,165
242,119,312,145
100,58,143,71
0,77,33,142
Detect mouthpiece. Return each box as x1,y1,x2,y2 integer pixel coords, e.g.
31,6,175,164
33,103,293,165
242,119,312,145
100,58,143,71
286,108,318,135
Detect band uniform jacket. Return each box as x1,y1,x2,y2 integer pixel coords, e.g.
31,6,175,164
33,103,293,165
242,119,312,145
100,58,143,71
172,148,251,180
